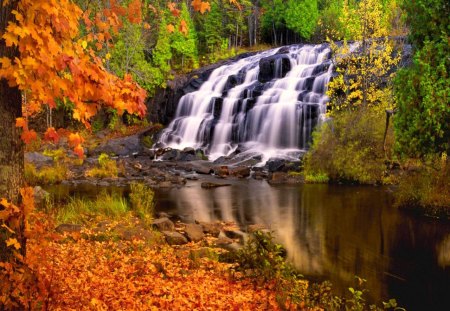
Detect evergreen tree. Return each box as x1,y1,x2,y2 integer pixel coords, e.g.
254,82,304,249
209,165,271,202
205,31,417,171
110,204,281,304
285,0,319,41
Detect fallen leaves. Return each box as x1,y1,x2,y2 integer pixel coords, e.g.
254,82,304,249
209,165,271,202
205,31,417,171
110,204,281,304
26,232,281,310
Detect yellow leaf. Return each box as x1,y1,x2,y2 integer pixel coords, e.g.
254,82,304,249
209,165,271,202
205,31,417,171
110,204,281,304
81,40,87,49
105,53,111,60
6,238,21,250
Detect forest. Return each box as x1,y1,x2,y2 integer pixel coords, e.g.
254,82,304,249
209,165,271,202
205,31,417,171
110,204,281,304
0,0,449,310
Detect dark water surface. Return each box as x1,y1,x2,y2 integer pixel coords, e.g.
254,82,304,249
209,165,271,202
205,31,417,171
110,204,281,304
48,179,450,310
153,179,450,310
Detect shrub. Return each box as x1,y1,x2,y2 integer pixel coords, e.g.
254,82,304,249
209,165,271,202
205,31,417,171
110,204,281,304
25,163,67,185
304,108,393,184
85,153,118,178
395,154,450,213
129,182,155,223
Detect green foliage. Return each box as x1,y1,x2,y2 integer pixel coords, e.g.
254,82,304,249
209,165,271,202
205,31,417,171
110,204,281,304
304,109,392,184
285,0,319,40
170,2,199,71
129,182,155,222
221,230,292,281
393,0,449,157
55,192,129,224
109,22,157,94
25,163,67,185
305,172,329,183
151,16,173,88
395,154,450,212
141,135,153,148
86,153,118,178
401,0,449,49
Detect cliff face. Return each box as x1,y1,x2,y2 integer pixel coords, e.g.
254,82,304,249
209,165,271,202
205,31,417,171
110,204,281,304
146,52,258,125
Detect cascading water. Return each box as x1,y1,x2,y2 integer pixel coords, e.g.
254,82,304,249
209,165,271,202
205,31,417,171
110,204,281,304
158,44,333,162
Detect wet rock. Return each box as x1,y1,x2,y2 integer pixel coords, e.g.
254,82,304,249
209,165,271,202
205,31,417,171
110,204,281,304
56,224,83,234
201,182,231,189
215,235,234,247
161,149,180,161
224,229,246,244
163,231,188,245
214,165,229,177
182,147,196,155
151,217,175,232
184,173,199,180
189,161,214,174
157,181,173,188
229,166,251,178
199,222,222,237
267,158,286,172
184,223,205,242
258,54,291,83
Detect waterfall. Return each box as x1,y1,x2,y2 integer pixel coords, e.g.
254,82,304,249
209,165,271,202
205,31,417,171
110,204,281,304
158,44,333,162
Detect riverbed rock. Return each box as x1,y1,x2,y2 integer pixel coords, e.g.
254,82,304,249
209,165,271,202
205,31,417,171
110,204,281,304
267,158,286,172
25,152,53,166
201,182,231,189
151,217,175,232
120,227,156,242
33,186,49,206
214,165,229,177
189,161,214,174
229,166,251,178
258,54,291,83
161,148,180,161
199,222,222,237
92,133,142,156
184,223,205,242
163,231,188,245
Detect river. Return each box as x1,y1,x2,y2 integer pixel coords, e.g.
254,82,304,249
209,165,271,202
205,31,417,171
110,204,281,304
48,178,450,310
153,178,450,310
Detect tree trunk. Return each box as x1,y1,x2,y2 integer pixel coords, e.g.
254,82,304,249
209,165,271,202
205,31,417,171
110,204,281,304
0,1,22,205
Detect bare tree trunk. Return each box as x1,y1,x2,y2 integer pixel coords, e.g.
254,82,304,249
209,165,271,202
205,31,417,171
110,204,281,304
0,0,23,205
0,0,24,264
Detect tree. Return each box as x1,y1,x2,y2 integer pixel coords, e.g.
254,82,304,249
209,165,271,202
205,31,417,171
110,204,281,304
285,0,319,41
393,0,449,157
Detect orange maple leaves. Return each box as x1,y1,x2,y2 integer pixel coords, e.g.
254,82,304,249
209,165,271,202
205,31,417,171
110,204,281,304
0,0,147,156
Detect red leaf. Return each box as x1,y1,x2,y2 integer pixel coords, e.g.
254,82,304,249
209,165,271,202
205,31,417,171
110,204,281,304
44,127,60,143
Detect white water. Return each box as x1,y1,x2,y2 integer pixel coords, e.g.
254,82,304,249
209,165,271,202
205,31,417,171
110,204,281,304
158,44,333,162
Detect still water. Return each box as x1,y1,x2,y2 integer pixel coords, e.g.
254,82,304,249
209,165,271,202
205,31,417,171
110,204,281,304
153,179,450,310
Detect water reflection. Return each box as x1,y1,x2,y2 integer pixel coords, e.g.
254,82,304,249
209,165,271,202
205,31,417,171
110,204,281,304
155,180,450,310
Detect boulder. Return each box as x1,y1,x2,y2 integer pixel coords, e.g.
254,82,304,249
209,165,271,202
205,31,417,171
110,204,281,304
33,186,49,206
214,165,229,177
189,161,214,174
92,133,142,156
151,217,175,232
163,231,188,245
120,228,156,242
25,152,53,166
229,166,251,178
184,223,205,242
224,229,246,244
161,149,181,161
267,158,286,172
247,224,269,233
258,54,291,83
199,222,222,237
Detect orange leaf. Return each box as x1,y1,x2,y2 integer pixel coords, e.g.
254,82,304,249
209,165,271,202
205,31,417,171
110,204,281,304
6,238,21,250
167,24,175,33
179,20,188,36
68,132,84,147
168,2,180,17
21,129,37,144
73,144,84,159
192,0,211,14
44,127,60,143
15,117,26,128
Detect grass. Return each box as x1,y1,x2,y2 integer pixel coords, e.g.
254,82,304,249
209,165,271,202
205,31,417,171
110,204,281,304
25,163,67,185
55,192,129,224
305,172,330,183
85,153,118,178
